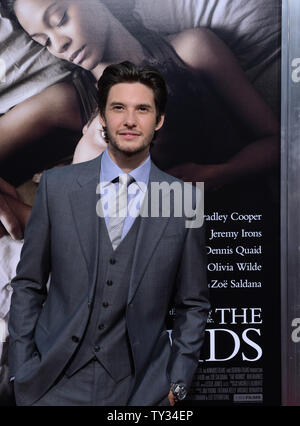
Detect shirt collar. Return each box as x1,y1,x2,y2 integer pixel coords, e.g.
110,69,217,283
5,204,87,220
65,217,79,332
100,148,150,192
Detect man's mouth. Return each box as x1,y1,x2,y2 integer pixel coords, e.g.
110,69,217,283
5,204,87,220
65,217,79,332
69,45,86,64
118,131,141,140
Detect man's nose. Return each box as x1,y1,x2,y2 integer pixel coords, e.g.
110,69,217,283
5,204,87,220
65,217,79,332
50,35,71,55
124,110,137,127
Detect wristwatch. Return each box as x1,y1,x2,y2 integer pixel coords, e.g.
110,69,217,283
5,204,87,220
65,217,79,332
170,383,187,401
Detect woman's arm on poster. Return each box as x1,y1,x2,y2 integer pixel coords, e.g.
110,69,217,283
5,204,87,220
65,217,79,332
0,82,82,238
167,28,280,189
0,82,82,161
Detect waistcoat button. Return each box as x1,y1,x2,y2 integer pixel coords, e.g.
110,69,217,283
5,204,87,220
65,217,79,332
106,280,113,286
103,302,109,308
109,258,116,264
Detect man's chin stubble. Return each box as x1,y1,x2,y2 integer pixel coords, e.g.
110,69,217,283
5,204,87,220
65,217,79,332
109,139,151,157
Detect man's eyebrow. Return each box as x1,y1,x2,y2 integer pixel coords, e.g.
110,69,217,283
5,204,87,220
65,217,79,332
109,102,125,106
29,2,58,37
137,104,153,109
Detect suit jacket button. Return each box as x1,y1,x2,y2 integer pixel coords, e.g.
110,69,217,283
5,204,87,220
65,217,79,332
94,345,101,352
106,280,113,286
109,258,116,264
72,336,79,343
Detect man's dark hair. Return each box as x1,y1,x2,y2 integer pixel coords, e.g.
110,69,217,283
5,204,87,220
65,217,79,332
97,61,168,123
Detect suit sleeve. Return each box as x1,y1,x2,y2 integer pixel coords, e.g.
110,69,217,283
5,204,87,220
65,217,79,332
8,171,51,377
168,221,210,390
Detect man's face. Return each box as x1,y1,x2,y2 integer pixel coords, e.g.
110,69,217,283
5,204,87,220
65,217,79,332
99,82,164,157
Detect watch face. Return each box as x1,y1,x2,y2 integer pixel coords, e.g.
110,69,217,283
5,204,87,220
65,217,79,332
178,387,187,400
172,384,187,400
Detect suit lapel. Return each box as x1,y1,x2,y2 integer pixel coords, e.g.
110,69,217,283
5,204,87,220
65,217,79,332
69,155,102,304
127,162,172,304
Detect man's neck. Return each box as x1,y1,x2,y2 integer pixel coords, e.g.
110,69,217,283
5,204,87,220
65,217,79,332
107,147,150,173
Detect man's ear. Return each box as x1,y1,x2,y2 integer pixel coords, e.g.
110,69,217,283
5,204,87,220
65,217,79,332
155,114,165,131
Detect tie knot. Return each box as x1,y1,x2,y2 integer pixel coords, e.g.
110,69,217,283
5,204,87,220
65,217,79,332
118,173,134,187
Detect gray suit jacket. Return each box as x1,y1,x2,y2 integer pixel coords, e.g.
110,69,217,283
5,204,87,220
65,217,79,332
8,154,210,406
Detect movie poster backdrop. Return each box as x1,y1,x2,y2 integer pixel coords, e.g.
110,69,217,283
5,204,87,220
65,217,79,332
281,0,300,406
0,0,281,406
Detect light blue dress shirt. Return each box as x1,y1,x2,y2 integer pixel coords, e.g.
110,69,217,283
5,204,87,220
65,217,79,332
100,148,151,240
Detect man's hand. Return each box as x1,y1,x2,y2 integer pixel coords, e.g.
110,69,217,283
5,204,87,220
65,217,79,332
168,391,176,406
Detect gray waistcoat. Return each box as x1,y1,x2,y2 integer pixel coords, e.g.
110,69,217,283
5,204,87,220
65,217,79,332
65,215,141,382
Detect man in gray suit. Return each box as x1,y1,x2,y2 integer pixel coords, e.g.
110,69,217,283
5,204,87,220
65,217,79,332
8,62,209,406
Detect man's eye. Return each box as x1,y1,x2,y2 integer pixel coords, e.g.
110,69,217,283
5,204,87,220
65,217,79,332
113,105,124,110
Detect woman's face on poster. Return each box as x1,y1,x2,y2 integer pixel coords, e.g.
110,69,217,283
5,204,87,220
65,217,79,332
14,0,109,71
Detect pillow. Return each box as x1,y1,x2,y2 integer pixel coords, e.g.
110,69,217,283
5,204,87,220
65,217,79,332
0,4,72,115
